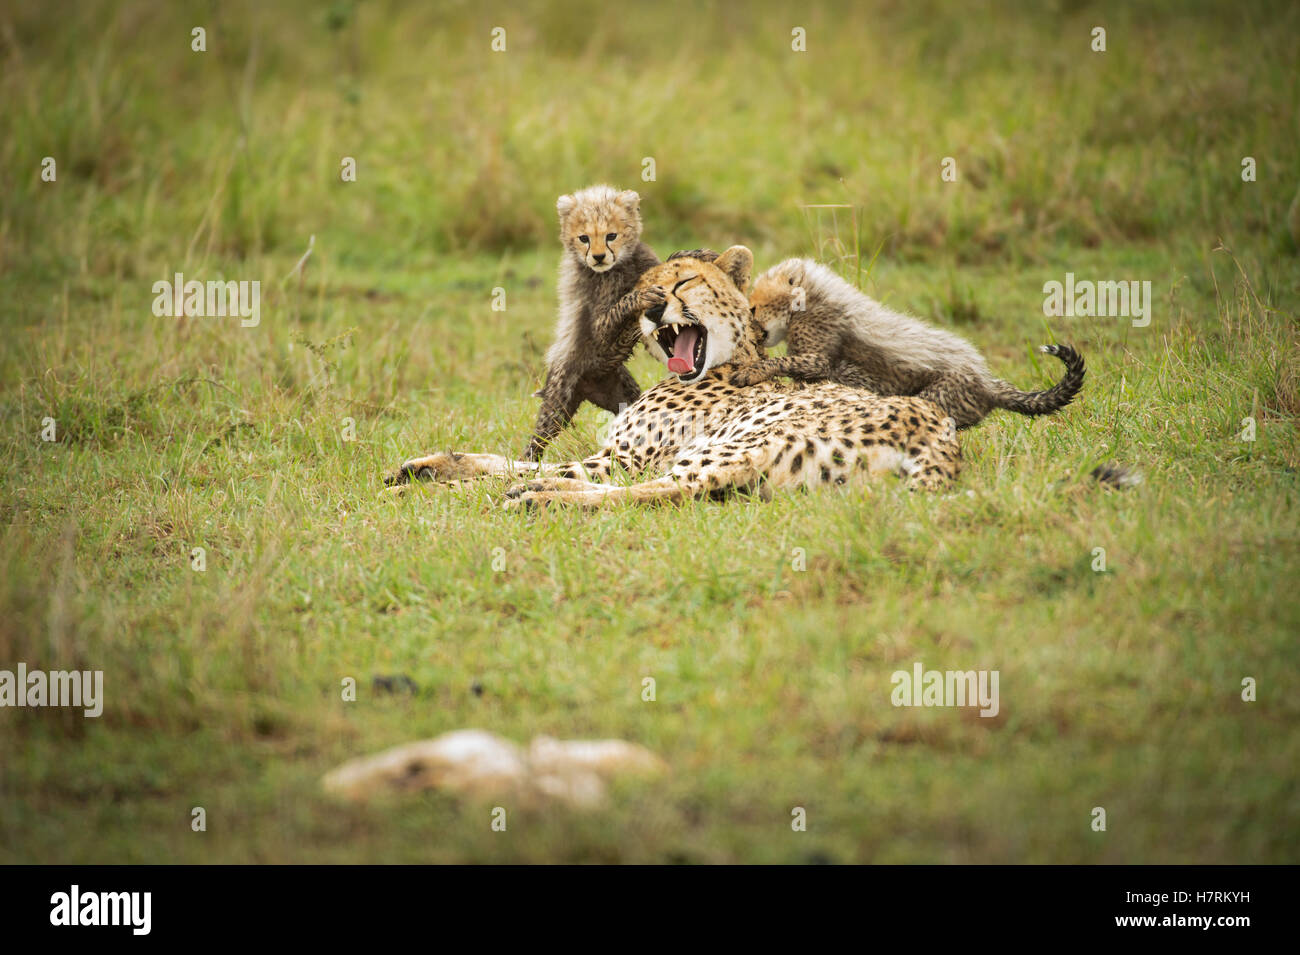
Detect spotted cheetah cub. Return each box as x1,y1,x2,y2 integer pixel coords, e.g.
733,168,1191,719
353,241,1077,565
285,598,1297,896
738,258,1085,429
523,185,665,461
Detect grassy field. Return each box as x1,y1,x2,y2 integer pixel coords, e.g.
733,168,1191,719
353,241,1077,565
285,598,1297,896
1,0,1298,863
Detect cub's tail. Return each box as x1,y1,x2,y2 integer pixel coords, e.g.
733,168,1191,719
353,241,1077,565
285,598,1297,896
989,344,1085,417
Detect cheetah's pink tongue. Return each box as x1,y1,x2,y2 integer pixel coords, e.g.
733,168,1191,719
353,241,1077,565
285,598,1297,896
667,327,700,375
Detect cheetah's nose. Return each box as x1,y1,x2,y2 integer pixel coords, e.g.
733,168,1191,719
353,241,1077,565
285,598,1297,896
592,253,606,264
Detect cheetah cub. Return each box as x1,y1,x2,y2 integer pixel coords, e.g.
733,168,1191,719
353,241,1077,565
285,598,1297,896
739,258,1085,429
523,185,665,461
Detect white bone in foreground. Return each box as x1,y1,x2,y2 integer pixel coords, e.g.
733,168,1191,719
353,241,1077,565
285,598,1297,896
322,729,667,808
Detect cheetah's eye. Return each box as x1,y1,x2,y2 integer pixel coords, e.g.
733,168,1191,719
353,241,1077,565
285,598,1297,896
578,235,589,244
606,233,617,243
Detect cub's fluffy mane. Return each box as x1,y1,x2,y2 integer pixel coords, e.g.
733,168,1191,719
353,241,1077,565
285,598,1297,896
768,258,989,377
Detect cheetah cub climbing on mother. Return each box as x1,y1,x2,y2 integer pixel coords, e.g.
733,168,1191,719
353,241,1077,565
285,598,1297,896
386,247,961,506
522,185,665,461
737,258,1086,429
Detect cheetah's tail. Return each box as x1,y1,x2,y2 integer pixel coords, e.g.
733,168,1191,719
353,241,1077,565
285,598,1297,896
987,344,1085,418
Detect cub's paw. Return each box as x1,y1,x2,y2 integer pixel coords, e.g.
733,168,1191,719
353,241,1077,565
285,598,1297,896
667,249,720,263
638,286,667,307
729,366,770,388
619,285,665,318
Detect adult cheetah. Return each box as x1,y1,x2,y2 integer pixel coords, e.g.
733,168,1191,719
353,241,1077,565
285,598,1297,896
384,247,961,506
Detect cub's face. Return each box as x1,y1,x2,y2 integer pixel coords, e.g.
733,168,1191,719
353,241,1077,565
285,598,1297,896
556,187,643,273
638,246,760,383
748,261,806,347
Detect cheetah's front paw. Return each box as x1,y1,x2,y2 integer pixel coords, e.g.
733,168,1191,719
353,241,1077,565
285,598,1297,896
503,478,612,510
504,477,597,499
382,452,508,488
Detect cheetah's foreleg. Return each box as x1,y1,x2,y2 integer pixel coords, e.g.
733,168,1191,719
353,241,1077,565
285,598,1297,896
503,475,696,510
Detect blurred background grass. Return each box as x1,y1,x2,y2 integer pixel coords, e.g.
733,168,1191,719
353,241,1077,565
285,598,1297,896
3,0,1297,286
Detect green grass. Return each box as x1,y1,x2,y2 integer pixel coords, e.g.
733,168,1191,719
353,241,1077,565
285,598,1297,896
1,0,1298,863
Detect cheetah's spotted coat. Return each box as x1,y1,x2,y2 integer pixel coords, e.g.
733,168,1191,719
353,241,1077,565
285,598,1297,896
385,247,960,506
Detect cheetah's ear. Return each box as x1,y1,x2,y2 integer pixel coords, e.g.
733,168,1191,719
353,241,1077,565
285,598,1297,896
783,259,806,286
713,245,754,294
615,189,641,212
556,194,577,219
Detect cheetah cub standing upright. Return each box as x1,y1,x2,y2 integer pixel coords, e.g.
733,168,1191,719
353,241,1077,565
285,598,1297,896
523,185,666,460
739,258,1085,429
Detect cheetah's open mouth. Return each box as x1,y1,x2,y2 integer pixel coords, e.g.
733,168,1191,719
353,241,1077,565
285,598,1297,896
654,323,706,378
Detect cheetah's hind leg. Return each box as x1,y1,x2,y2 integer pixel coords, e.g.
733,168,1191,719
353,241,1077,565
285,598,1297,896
899,416,963,491
913,374,990,430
